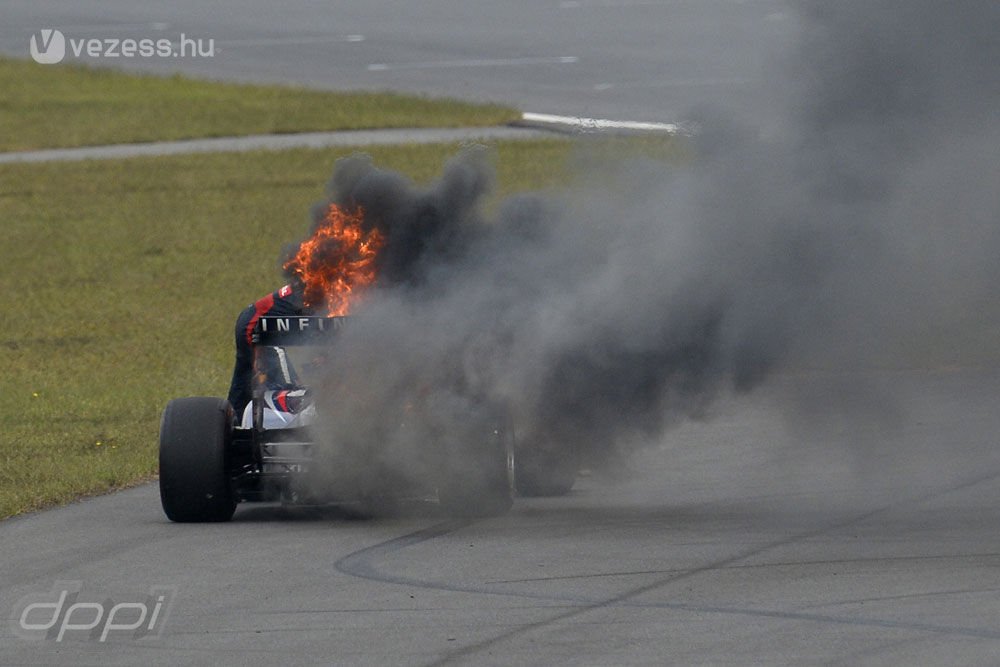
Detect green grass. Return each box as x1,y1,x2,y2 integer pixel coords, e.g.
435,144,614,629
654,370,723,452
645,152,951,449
0,137,690,519
0,57,521,152
0,54,684,520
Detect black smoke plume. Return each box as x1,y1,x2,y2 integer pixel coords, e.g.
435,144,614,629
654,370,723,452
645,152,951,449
292,0,999,485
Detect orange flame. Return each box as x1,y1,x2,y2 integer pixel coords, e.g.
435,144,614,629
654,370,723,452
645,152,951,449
283,204,384,316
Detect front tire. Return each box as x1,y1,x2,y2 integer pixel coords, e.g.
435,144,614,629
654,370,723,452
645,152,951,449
159,397,237,522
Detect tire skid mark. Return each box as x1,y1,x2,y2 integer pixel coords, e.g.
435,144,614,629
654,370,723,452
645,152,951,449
334,520,473,585
332,469,1000,665
488,551,1000,585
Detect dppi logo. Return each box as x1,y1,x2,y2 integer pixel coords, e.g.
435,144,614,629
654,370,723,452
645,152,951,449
29,29,66,64
10,581,175,642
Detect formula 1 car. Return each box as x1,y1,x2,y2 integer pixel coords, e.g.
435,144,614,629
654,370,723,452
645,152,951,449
158,316,515,522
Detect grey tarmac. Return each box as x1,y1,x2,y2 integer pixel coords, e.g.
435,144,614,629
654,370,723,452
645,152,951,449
3,370,1000,665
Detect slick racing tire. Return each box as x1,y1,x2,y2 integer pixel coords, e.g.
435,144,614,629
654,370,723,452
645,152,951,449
159,397,238,522
437,428,515,518
514,446,578,497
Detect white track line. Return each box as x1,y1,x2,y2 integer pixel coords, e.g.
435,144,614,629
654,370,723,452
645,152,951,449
560,0,668,7
368,56,578,71
521,112,681,133
53,22,171,32
218,35,365,47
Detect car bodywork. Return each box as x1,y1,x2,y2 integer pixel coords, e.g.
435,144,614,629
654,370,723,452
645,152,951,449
159,315,516,522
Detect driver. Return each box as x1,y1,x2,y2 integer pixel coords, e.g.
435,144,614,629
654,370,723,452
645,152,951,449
226,282,312,416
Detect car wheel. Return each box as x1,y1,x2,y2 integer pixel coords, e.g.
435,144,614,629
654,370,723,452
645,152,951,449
437,427,515,518
514,446,578,497
159,397,238,522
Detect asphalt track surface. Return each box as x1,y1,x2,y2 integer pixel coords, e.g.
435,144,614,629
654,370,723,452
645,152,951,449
0,127,555,164
3,2,1000,665
3,370,1000,665
0,0,795,122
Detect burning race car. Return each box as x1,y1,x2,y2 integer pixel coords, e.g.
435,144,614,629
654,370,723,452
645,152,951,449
158,314,516,522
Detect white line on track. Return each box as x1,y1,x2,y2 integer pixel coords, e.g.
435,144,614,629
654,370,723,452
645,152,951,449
219,35,365,47
560,0,750,6
559,0,674,7
521,112,681,133
49,22,171,32
367,56,578,71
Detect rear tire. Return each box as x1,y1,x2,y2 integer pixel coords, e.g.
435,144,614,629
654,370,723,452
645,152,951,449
159,397,237,522
514,447,577,497
437,428,515,518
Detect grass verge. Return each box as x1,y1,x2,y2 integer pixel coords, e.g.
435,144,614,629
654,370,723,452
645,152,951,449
0,57,521,152
0,136,686,519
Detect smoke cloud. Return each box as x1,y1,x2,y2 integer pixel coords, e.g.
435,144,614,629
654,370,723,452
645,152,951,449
291,0,999,487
